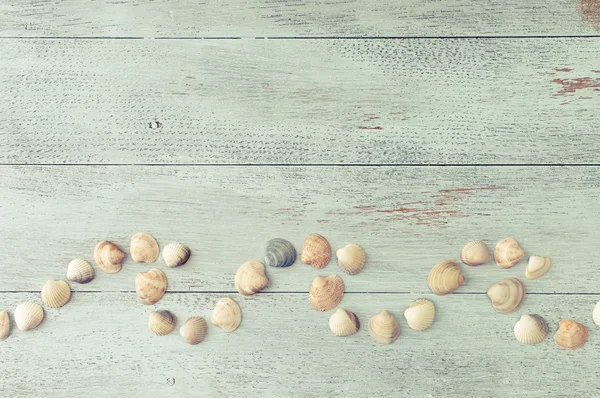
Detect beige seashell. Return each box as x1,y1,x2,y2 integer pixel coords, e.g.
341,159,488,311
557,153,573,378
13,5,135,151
14,302,44,331
460,241,489,266
162,243,191,268
180,316,207,345
404,299,435,331
487,278,526,314
494,238,525,269
41,280,71,308
309,275,345,312
135,268,167,305
148,310,176,336
427,260,465,296
131,232,159,263
300,233,331,269
234,261,269,296
94,240,125,274
335,244,365,275
329,308,359,337
554,320,588,350
593,301,600,327
0,311,10,341
514,314,548,345
211,298,242,332
368,310,399,344
525,256,551,280
67,258,95,284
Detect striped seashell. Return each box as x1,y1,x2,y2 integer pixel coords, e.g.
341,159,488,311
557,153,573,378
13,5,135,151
41,280,71,308
67,258,95,284
309,275,344,312
460,241,489,266
14,302,44,331
131,232,159,263
180,316,207,345
329,308,359,337
135,269,167,305
162,243,191,268
264,238,296,268
368,310,399,344
514,314,548,345
235,261,269,296
404,299,435,331
211,297,242,332
487,278,526,314
148,310,177,336
494,238,525,269
554,320,588,350
427,260,465,296
336,244,365,275
0,311,10,340
300,233,331,269
94,240,125,274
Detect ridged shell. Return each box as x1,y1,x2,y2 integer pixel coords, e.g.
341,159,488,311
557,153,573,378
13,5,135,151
180,316,207,345
264,238,296,268
300,233,331,269
554,320,588,350
329,308,359,337
514,314,548,345
460,241,489,266
525,256,551,280
487,278,526,314
14,302,44,331
336,244,366,275
593,301,600,327
94,240,125,274
131,232,159,263
368,310,399,344
234,261,269,296
404,299,435,331
427,260,465,296
211,297,242,332
0,311,10,340
148,310,176,336
494,238,525,269
162,243,191,268
66,258,95,284
41,280,71,308
135,269,167,305
309,275,345,312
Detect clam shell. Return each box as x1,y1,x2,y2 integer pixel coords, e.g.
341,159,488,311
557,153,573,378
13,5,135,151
264,238,296,268
235,261,269,296
309,275,344,312
135,268,167,305
368,310,399,344
0,311,10,341
66,258,95,284
329,308,359,337
404,299,435,331
460,241,489,266
300,233,331,269
94,240,125,274
41,280,71,308
593,301,600,327
494,238,525,269
487,278,526,314
148,310,176,336
162,243,191,268
336,244,366,275
14,302,44,331
525,256,551,280
427,260,465,296
211,297,242,332
180,316,207,345
554,320,588,350
514,314,548,345
131,232,159,263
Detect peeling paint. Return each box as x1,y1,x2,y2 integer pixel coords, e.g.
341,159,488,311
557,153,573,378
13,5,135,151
552,77,600,96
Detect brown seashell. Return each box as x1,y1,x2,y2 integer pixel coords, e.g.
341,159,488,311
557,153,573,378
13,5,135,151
211,297,242,332
148,310,176,336
336,244,366,275
180,316,207,345
67,258,95,284
135,268,167,305
130,232,159,263
427,260,465,296
300,233,331,269
41,280,71,308
162,243,191,268
234,261,269,296
525,256,551,280
94,240,125,274
460,241,489,266
494,238,525,269
14,302,44,331
554,320,588,350
514,314,548,345
329,308,359,337
487,278,526,314
309,275,344,312
368,310,399,344
0,311,10,341
404,299,435,331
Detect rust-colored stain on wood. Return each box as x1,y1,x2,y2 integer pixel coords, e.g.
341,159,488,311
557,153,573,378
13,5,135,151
552,77,600,96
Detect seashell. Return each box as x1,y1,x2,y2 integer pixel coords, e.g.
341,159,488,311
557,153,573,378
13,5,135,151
514,314,548,345
427,260,465,296
41,280,71,308
328,308,359,337
94,240,125,274
148,310,176,336
593,301,600,327
554,320,588,350
67,258,95,284
487,278,526,314
211,297,242,332
300,233,331,269
404,299,435,331
525,256,551,280
14,302,44,331
368,310,400,344
460,241,489,266
234,261,269,296
180,316,207,345
264,238,296,268
309,275,345,312
135,268,167,305
494,238,525,269
336,244,366,275
0,311,10,341
130,232,159,263
162,243,191,268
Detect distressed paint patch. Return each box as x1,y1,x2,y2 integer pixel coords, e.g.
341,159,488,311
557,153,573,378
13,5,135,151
580,0,600,31
552,77,600,96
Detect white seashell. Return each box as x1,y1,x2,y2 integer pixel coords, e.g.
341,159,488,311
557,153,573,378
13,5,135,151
329,308,359,337
94,240,125,273
180,316,207,345
211,298,242,332
513,314,548,345
148,310,176,336
494,238,525,269
335,244,366,275
300,233,331,269
404,299,435,331
14,302,44,331
41,280,71,308
554,320,588,350
460,241,489,266
487,278,526,314
309,275,345,312
235,261,269,296
593,301,600,327
427,260,465,295
66,258,95,284
525,256,551,280
0,311,10,340
368,310,399,344
162,243,191,268
135,269,167,305
131,232,159,263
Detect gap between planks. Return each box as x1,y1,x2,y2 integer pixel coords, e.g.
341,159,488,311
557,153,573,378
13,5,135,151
2,291,599,295
1,35,600,40
3,164,600,167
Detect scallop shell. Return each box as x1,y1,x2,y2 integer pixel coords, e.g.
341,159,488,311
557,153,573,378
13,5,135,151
460,241,489,266
148,310,176,336
309,275,345,312
494,238,525,269
66,258,95,284
487,278,526,314
0,311,10,341
180,316,207,345
336,244,366,275
404,299,435,331
554,320,588,350
94,240,125,274
131,232,159,263
211,297,242,332
427,260,465,296
300,233,331,269
525,256,551,280
135,268,167,305
14,302,44,331
368,310,399,344
328,308,359,337
264,238,296,268
234,261,269,296
162,243,191,268
514,314,548,345
593,301,600,327
41,280,71,308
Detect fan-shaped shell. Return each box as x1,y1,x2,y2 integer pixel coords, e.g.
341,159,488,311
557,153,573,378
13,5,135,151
211,297,242,332
300,233,331,269
427,260,465,296
0,311,10,341
148,310,176,336
41,280,71,308
487,278,526,314
525,256,551,280
94,240,125,274
494,238,525,269
180,316,207,345
135,268,167,305
67,258,95,284
162,243,191,268
368,310,399,344
131,232,159,263
329,308,359,337
336,244,366,275
264,238,296,268
309,275,345,312
235,261,269,296
460,241,489,266
404,299,435,331
554,320,588,350
14,302,44,331
514,314,548,345
593,301,600,327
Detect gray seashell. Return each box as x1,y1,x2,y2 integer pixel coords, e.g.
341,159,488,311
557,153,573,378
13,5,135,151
264,238,296,268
